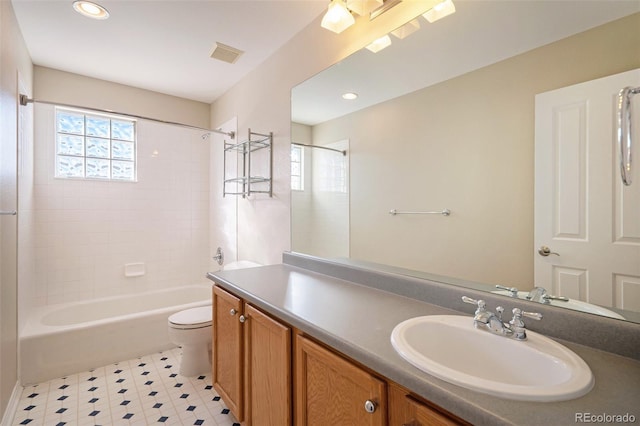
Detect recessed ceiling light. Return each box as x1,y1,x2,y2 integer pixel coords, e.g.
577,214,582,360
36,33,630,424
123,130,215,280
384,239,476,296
342,92,358,100
73,1,110,20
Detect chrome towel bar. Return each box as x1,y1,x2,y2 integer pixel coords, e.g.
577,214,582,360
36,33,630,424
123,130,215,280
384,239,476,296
0,211,17,216
617,86,640,186
389,209,451,216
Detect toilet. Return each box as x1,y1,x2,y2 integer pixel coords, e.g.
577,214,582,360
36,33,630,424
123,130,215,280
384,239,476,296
167,306,212,377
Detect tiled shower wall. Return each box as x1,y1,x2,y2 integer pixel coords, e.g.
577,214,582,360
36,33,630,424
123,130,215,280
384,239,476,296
30,104,211,306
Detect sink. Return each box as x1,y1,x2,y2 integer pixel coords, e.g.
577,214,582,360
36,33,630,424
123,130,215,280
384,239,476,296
391,315,594,401
491,290,625,320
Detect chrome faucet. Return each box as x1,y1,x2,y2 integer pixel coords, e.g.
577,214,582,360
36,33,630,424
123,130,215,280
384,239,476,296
462,296,542,341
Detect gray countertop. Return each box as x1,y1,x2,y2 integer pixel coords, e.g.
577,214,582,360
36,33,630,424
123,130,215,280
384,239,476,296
207,263,640,426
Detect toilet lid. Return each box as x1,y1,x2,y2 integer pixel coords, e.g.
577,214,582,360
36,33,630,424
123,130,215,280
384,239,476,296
168,306,212,329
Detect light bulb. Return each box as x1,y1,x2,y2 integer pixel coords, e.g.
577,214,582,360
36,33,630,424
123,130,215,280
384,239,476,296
423,0,455,23
365,35,391,53
321,0,355,34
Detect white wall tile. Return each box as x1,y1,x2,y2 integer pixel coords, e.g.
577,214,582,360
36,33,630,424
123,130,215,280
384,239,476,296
30,108,211,307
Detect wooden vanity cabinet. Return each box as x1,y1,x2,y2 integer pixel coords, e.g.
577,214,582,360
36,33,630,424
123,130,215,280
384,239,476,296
243,304,291,425
212,285,244,420
213,285,465,426
295,334,386,426
388,382,469,426
212,285,292,425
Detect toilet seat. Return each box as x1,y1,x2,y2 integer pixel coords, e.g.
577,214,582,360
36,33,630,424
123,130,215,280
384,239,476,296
168,306,212,330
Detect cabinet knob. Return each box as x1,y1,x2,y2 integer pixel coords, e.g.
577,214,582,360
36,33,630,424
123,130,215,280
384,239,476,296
239,315,247,323
364,400,377,413
230,309,237,316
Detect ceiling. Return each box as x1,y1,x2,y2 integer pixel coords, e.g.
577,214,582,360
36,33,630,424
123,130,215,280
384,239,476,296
292,0,640,125
12,0,640,110
11,0,327,104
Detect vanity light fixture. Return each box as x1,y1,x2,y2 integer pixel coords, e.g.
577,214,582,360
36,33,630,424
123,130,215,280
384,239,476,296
366,34,392,53
72,0,109,19
422,0,456,23
342,92,359,100
321,0,355,34
321,0,403,33
346,0,383,16
390,19,420,39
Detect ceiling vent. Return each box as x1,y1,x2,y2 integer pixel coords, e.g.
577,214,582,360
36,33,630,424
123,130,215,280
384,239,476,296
210,42,244,64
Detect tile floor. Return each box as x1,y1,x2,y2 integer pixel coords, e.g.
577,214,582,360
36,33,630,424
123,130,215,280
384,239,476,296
12,347,240,426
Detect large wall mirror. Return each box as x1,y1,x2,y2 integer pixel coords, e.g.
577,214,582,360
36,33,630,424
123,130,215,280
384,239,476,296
291,1,640,323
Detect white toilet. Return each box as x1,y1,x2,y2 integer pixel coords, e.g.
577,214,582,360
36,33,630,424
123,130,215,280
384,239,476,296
167,306,212,377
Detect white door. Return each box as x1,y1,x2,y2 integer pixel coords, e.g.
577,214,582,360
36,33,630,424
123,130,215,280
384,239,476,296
534,69,640,312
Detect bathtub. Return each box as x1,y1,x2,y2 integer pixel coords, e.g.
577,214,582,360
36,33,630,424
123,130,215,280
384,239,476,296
19,283,212,385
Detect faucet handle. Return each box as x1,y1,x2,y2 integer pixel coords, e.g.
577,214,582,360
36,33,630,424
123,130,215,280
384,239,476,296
462,296,486,314
511,308,543,322
522,309,542,321
509,308,542,340
495,285,519,297
543,294,569,302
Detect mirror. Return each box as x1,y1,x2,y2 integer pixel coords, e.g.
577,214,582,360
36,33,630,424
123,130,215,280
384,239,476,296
291,1,640,322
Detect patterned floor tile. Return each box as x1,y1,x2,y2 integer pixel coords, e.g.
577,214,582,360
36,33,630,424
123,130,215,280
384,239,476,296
10,348,238,426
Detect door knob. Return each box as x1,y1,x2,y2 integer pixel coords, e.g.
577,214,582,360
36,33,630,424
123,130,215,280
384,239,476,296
538,246,559,257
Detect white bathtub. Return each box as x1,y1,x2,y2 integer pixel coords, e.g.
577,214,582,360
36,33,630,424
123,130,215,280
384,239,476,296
19,283,212,385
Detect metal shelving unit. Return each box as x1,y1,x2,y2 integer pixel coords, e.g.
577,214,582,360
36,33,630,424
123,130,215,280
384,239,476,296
223,129,273,198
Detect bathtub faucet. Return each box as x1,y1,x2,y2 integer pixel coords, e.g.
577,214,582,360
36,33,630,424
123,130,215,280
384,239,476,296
213,247,224,266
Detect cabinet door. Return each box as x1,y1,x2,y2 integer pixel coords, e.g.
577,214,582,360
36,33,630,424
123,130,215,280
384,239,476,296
244,304,292,426
212,286,244,421
295,334,386,426
388,382,467,426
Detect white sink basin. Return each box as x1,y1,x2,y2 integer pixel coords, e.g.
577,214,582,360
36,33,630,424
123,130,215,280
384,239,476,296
491,290,625,320
391,315,594,401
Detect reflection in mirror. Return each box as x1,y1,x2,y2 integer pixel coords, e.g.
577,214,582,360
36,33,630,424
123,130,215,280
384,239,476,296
291,136,350,259
291,1,640,323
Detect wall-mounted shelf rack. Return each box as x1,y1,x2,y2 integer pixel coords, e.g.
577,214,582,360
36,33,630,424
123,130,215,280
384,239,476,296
223,129,273,198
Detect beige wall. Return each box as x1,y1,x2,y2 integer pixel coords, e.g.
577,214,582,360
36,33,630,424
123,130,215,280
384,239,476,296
34,66,210,129
210,1,439,265
0,0,33,419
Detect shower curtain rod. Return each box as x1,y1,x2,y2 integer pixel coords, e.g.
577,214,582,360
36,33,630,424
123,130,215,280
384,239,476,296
18,94,235,139
292,142,346,156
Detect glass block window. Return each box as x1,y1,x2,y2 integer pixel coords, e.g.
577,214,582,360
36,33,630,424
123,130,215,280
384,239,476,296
316,148,347,193
55,108,136,181
291,145,304,191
